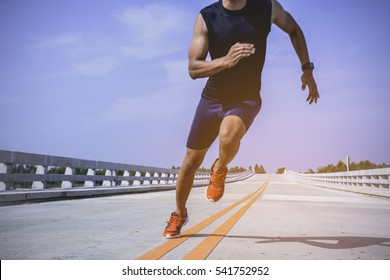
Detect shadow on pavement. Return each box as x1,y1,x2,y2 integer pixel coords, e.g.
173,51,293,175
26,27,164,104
186,234,390,249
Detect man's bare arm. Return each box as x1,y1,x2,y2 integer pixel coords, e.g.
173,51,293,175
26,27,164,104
271,0,320,104
188,14,256,79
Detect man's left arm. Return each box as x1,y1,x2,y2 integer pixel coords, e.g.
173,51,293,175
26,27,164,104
271,0,320,104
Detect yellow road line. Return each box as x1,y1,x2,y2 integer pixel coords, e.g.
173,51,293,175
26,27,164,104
182,177,269,260
136,177,269,260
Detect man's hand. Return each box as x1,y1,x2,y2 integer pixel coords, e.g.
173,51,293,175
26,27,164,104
301,70,320,104
223,42,256,69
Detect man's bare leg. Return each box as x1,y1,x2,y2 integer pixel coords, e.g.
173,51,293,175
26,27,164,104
213,115,247,172
176,116,246,215
175,147,208,217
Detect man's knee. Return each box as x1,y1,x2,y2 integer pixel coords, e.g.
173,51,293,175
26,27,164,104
219,129,237,148
219,116,246,147
219,127,245,148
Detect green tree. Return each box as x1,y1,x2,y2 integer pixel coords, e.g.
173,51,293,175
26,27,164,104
197,167,210,172
254,164,266,174
335,161,347,172
276,167,285,174
229,166,246,173
314,159,389,173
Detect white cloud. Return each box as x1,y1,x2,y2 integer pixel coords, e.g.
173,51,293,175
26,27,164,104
100,59,201,124
28,3,190,76
115,3,190,60
29,32,89,57
28,31,116,76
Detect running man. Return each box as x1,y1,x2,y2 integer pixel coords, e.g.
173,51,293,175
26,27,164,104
164,0,319,238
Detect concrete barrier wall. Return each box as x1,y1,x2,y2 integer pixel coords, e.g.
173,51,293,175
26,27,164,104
0,150,253,204
286,168,390,198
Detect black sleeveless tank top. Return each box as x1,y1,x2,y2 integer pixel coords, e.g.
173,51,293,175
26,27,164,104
200,0,272,105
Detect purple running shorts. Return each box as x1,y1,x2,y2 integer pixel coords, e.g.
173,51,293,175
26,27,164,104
186,97,261,150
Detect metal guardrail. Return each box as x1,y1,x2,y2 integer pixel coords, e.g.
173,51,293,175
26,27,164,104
286,168,390,198
0,150,253,204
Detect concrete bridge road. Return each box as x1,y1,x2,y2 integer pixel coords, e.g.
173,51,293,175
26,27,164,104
0,174,389,260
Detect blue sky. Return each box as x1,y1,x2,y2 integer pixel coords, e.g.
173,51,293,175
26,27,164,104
0,0,389,173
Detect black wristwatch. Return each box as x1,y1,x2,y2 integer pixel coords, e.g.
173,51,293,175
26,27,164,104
301,62,314,71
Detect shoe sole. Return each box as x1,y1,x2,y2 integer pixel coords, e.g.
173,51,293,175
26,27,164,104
164,216,189,239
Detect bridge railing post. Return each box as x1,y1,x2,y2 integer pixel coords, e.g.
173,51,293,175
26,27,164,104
160,173,167,185
102,170,112,187
0,163,11,191
152,172,159,185
32,165,47,190
84,168,95,187
61,167,73,189
143,172,151,185
133,171,141,185
121,170,130,186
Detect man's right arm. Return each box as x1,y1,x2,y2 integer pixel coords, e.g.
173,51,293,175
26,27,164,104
188,14,256,80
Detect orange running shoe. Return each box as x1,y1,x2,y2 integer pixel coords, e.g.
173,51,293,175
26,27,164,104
163,211,189,239
205,159,228,202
